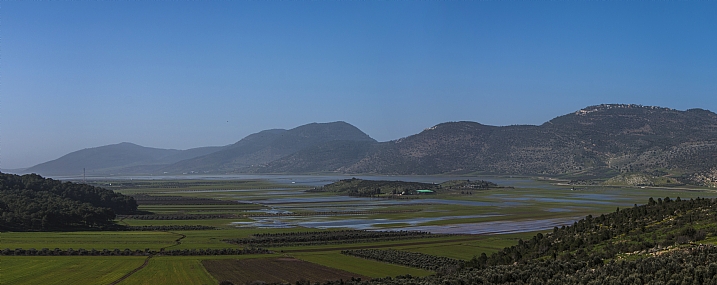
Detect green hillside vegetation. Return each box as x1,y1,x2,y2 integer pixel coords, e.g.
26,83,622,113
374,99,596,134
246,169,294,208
603,172,685,187
313,197,717,285
439,179,498,190
0,173,137,231
311,178,500,197
311,178,439,196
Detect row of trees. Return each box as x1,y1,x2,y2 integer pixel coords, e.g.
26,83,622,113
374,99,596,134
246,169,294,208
119,214,235,220
0,173,137,231
119,225,216,231
342,249,462,273
225,230,442,247
1,247,271,256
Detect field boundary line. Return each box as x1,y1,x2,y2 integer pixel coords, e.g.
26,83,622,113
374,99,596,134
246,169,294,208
281,236,487,253
107,256,152,285
106,230,186,285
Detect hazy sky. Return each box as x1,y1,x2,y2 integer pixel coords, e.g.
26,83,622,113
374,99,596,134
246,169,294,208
2,1,716,169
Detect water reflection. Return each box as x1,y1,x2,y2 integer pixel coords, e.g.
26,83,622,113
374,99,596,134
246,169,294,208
232,214,504,231
397,218,578,235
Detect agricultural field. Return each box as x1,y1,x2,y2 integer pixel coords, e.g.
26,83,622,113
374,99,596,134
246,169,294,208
3,175,716,285
2,256,146,285
202,257,369,284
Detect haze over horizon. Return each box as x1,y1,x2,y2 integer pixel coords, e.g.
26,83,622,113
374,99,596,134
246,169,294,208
2,1,716,169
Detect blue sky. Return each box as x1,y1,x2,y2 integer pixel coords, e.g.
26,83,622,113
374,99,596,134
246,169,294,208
2,1,716,169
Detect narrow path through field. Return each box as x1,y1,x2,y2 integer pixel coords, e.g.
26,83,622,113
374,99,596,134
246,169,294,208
106,231,186,285
107,256,152,285
166,231,187,249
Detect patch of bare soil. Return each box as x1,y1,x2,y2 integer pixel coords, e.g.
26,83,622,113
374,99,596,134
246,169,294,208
202,257,369,284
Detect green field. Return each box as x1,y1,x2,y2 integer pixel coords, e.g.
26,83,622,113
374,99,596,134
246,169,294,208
4,177,716,285
1,256,146,285
1,231,178,251
118,257,217,285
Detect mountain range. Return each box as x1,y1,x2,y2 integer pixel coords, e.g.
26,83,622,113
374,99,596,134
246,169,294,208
16,104,717,186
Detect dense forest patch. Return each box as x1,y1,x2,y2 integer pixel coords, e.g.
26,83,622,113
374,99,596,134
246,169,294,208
0,173,137,231
308,178,498,196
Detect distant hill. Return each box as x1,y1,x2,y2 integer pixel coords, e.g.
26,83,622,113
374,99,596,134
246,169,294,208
23,105,717,185
340,104,717,183
24,142,224,176
159,121,377,174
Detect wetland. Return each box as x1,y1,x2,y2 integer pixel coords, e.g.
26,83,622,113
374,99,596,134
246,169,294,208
5,174,717,285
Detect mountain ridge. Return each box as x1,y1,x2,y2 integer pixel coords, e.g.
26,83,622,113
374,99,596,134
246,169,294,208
19,105,717,185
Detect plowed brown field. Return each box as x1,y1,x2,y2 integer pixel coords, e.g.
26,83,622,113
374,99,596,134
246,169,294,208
202,257,369,284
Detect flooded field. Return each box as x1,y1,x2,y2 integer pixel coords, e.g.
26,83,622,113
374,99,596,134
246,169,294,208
95,174,717,235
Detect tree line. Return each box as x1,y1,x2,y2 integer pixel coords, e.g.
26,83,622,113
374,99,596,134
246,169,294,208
1,247,271,256
224,230,443,247
0,173,137,231
342,249,462,273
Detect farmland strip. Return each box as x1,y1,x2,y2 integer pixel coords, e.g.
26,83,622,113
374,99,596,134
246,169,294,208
280,236,486,253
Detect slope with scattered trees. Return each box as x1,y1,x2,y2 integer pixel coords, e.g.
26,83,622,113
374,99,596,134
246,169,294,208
311,196,717,285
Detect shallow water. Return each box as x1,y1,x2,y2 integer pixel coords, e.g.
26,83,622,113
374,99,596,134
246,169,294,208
73,174,689,234
396,217,579,235
501,196,616,205
233,214,504,230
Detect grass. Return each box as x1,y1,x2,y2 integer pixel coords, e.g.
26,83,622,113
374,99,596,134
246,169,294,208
118,257,217,285
1,231,177,251
121,218,249,228
6,178,717,285
1,256,145,285
395,231,544,260
136,204,264,214
267,236,472,252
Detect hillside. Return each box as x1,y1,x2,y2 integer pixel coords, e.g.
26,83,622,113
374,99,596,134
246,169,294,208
321,197,717,285
23,105,717,184
159,121,377,174
0,172,137,231
250,140,377,173
337,104,717,181
22,121,376,176
24,142,224,176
